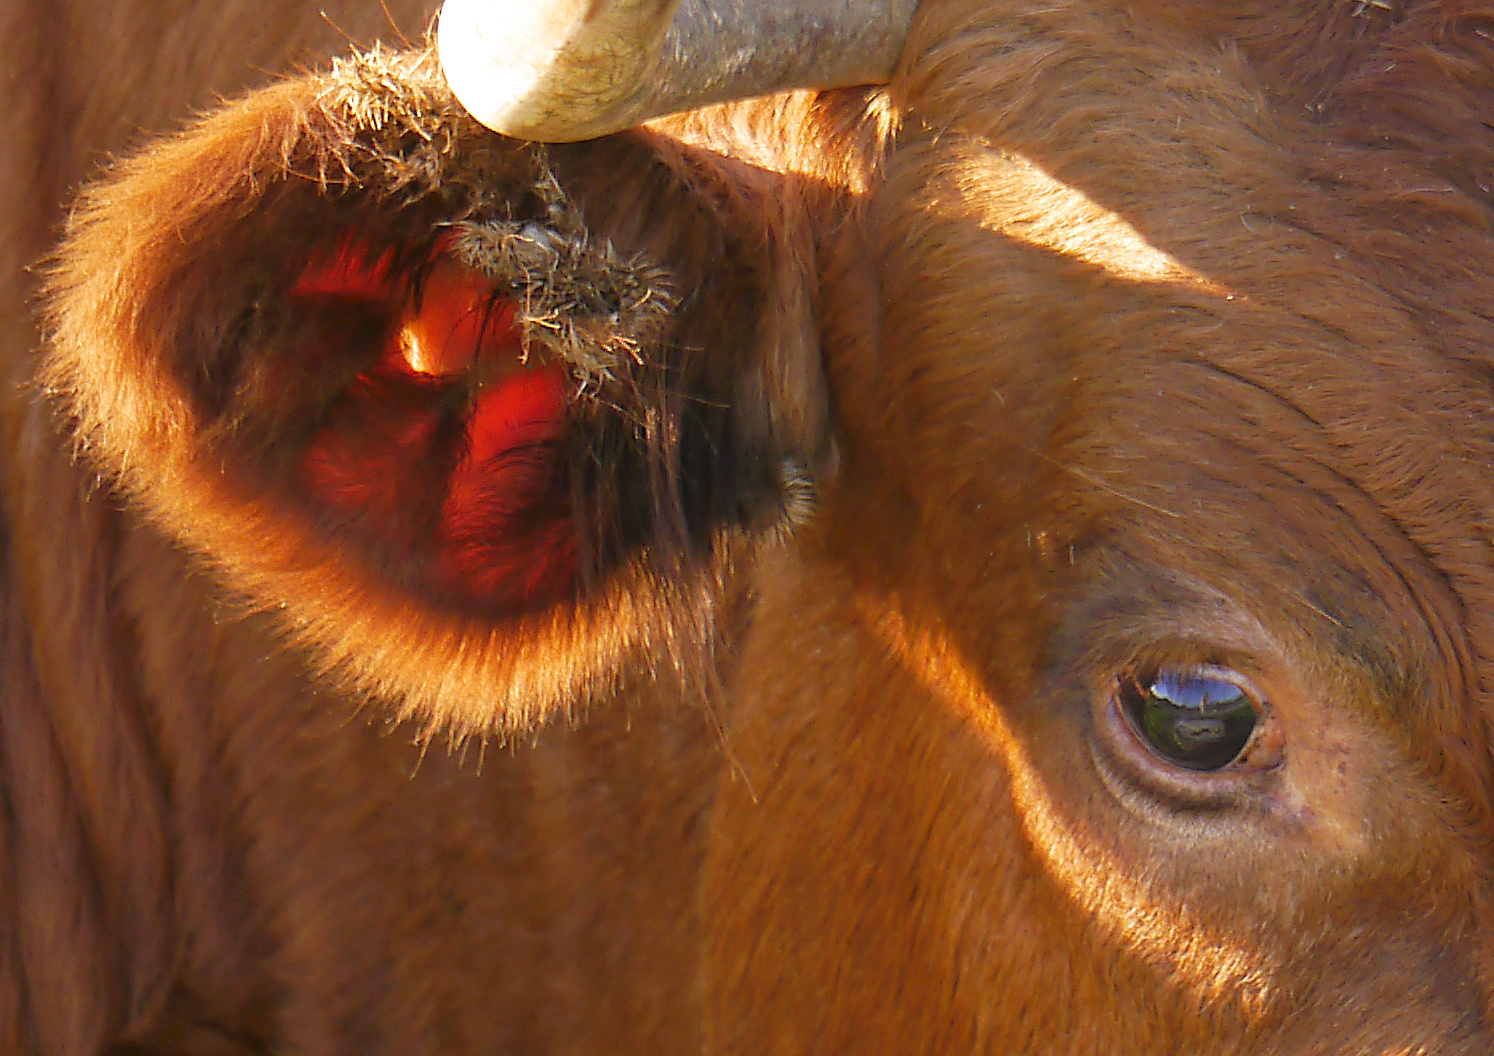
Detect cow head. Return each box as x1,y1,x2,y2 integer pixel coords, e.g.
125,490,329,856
41,0,1494,1050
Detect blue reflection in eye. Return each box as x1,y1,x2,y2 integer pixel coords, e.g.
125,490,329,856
1148,670,1248,709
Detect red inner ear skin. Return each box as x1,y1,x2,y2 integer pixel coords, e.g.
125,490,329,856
400,257,521,378
437,366,575,605
290,240,400,303
289,239,577,613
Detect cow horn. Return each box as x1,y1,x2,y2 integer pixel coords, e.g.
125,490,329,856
437,0,919,142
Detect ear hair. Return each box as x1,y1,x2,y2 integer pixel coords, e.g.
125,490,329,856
448,171,676,382
41,46,816,737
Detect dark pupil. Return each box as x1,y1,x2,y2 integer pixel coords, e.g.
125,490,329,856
1122,671,1257,771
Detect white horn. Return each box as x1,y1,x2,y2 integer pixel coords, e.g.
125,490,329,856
438,0,920,142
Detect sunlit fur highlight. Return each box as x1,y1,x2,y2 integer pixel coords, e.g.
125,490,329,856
948,145,1230,293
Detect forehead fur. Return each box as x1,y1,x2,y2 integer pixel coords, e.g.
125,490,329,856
841,0,1494,812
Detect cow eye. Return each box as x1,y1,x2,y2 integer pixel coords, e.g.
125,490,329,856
1119,668,1260,771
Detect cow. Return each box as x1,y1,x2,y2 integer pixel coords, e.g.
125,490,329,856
6,0,1494,1051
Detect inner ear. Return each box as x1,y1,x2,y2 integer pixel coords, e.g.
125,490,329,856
43,49,814,735
288,236,576,615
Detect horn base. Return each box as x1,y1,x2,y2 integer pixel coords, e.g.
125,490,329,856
439,0,919,142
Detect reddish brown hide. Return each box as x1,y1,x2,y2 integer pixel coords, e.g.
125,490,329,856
10,0,1494,1053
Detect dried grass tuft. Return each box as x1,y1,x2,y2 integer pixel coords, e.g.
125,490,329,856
451,171,677,385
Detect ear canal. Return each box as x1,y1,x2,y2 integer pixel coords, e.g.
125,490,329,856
437,0,920,141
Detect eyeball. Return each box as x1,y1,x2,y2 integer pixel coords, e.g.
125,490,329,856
1119,667,1261,771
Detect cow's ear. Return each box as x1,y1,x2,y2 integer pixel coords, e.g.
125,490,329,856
42,49,822,736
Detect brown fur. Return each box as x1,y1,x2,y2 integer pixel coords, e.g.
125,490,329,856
10,0,1494,1051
